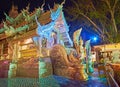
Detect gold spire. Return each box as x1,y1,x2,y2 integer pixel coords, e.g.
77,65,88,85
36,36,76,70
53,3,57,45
9,2,18,18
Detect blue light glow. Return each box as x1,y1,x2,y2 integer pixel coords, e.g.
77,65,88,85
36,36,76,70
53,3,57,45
93,37,97,41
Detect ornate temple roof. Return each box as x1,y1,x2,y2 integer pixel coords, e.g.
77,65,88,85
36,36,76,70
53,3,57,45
0,4,59,41
0,3,73,47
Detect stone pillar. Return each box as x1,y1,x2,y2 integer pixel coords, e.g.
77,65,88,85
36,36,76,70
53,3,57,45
12,43,19,62
8,63,17,78
8,63,17,87
39,58,53,78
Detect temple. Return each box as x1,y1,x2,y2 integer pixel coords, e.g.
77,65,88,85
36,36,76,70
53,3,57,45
0,2,120,87
0,4,73,58
0,2,87,79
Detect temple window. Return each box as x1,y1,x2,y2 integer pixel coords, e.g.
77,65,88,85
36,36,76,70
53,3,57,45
3,43,8,55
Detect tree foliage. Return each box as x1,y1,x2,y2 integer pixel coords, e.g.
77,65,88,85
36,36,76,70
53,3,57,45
65,0,120,44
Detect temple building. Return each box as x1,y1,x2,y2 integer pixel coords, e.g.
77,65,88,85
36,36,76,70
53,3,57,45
0,2,91,81
0,3,73,61
0,2,119,87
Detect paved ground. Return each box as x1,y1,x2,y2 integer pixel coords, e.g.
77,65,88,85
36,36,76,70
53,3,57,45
55,69,108,87
0,68,108,87
0,76,108,87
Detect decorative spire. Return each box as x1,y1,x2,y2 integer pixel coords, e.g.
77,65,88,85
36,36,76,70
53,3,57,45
26,3,30,11
61,0,66,5
41,0,45,11
9,2,18,18
48,4,52,14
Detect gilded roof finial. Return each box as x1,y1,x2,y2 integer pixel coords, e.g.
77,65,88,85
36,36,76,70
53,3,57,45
9,2,18,18
41,0,45,12
61,0,66,5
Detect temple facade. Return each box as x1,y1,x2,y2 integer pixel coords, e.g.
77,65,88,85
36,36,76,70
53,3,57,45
0,4,73,61
0,3,89,81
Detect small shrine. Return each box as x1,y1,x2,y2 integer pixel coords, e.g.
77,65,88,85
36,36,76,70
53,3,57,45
94,43,120,64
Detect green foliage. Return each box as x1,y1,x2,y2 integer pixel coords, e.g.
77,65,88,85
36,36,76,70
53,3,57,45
89,11,101,19
115,10,120,24
65,0,120,43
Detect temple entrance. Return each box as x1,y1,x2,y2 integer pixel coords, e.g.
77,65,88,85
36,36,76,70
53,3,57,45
16,38,39,78
16,58,39,78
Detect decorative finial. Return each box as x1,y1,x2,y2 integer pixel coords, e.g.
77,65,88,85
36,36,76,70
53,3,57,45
41,0,45,11
48,4,52,13
61,0,66,5
26,3,30,11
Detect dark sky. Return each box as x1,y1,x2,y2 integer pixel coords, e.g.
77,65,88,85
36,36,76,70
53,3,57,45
0,0,66,22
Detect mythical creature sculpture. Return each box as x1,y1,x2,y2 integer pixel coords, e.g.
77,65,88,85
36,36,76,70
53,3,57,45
49,4,62,21
50,44,88,80
85,40,94,73
79,37,85,62
85,40,91,56
73,28,82,45
33,16,56,57
35,16,55,40
73,28,82,54
49,0,65,21
34,3,63,47
32,4,59,56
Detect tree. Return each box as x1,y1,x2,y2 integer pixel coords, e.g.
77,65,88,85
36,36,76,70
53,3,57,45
64,0,120,44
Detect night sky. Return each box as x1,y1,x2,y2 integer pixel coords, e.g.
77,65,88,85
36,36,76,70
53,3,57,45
0,0,65,22
0,0,100,45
